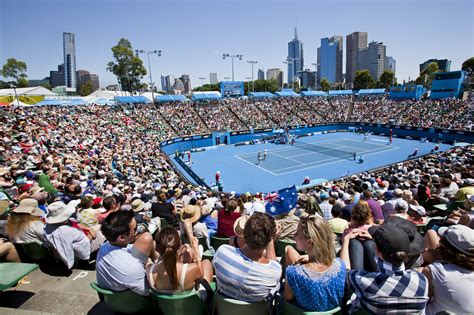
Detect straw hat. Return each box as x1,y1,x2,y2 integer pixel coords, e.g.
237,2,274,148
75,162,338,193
12,198,44,217
233,215,249,238
131,199,145,212
180,204,201,223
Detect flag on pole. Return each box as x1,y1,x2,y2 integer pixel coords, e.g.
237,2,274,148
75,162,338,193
264,185,298,216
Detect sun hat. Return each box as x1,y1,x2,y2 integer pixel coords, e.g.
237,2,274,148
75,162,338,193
29,186,45,195
233,215,249,238
180,204,201,223
131,199,145,212
438,225,474,256
12,198,44,216
46,200,80,224
409,204,426,216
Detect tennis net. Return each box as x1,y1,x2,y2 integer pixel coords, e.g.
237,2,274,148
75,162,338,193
293,140,355,160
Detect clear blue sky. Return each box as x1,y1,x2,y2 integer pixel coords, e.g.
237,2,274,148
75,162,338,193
1,0,472,89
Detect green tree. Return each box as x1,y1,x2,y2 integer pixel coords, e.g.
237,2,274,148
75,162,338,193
416,62,439,87
292,80,301,93
80,80,94,96
193,83,220,92
2,58,28,85
40,82,52,90
252,79,280,93
462,57,474,76
320,78,330,92
107,38,147,93
353,70,375,90
17,77,29,87
379,70,395,90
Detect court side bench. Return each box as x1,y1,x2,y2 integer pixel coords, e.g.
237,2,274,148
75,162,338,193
0,262,39,291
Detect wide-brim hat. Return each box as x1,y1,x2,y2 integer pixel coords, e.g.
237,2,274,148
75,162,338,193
180,204,201,223
12,198,44,217
438,225,474,256
233,215,249,238
131,199,145,212
46,200,80,224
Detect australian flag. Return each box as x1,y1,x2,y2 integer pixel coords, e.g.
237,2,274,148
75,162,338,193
264,186,298,216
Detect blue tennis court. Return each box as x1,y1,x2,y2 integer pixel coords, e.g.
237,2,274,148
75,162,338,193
176,132,453,193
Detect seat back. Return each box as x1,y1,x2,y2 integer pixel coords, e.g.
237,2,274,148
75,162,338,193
17,242,52,262
210,236,230,250
281,301,341,314
150,289,208,315
89,282,151,313
212,292,269,315
160,217,170,228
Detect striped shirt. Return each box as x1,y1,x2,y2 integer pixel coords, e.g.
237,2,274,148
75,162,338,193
212,245,282,302
320,201,333,221
349,257,429,314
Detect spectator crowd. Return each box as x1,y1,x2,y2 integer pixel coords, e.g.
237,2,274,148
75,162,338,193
0,95,473,314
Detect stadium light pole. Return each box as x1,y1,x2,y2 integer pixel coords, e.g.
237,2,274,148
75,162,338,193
311,62,319,90
198,77,206,86
284,57,299,90
247,60,258,92
135,49,162,103
222,53,243,81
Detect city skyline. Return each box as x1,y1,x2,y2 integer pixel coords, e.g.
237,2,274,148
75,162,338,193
0,0,472,89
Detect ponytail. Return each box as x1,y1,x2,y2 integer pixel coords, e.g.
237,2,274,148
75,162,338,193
163,246,178,290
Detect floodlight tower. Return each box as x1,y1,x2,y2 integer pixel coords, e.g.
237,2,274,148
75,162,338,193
222,53,243,81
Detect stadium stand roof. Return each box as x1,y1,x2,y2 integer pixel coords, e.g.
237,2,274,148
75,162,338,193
300,91,328,97
33,98,89,106
156,94,188,102
248,92,276,98
355,88,387,95
114,95,151,104
275,89,300,97
328,90,353,96
191,91,222,101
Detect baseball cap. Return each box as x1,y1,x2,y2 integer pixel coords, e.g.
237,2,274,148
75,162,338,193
369,224,410,253
438,225,474,256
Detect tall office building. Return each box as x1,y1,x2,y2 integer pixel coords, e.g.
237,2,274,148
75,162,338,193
385,56,396,75
346,32,368,84
180,74,192,93
209,72,218,84
49,64,65,87
266,68,283,87
257,69,265,80
358,41,386,81
419,59,451,74
317,36,343,83
287,27,304,84
297,69,315,89
76,70,100,92
63,32,77,90
161,74,175,92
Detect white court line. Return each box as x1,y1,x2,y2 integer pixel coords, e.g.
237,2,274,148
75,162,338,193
234,155,278,176
342,138,389,148
271,145,398,174
274,146,400,175
269,151,305,165
236,138,349,158
371,139,389,143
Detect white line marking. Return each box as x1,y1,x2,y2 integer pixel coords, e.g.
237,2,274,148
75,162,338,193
269,152,305,165
234,155,278,176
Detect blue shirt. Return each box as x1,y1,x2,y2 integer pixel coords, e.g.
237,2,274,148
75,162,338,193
286,258,346,312
213,245,282,302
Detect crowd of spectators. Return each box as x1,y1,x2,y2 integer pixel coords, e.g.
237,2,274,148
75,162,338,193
0,96,473,314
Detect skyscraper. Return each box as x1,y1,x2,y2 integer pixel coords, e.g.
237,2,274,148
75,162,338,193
317,36,343,84
161,74,175,92
63,32,77,89
266,68,283,88
257,69,265,80
49,64,65,88
180,74,192,93
287,27,304,84
358,41,386,81
209,72,218,84
297,69,315,89
346,32,368,84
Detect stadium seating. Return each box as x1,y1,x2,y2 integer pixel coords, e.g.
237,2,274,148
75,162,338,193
150,289,209,315
212,292,269,315
89,282,152,313
281,302,341,314
0,262,38,291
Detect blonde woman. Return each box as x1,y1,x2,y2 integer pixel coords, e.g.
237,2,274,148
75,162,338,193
6,198,45,244
284,215,346,312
